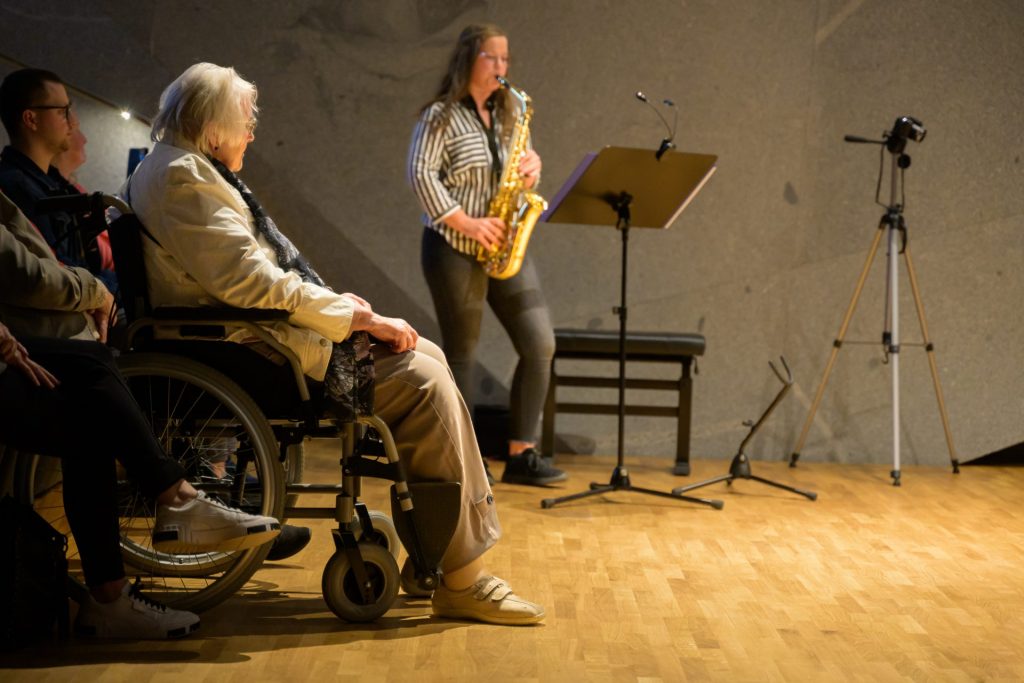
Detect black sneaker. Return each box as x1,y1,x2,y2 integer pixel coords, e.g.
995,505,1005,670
266,524,312,561
500,448,568,486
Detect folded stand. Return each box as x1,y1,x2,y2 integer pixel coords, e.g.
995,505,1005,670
538,146,719,510
672,358,817,501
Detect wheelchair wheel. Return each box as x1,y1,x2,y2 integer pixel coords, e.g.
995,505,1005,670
400,557,437,597
113,352,285,612
353,510,401,559
322,542,399,622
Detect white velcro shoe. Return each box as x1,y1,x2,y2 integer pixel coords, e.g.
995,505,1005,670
152,491,280,553
431,576,545,625
75,579,200,639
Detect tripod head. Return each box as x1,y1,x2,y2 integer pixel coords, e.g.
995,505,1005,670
844,116,927,210
844,115,925,164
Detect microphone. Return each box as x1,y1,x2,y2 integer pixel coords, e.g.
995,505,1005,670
635,91,677,160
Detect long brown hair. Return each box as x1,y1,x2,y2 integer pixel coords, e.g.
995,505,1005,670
420,24,514,141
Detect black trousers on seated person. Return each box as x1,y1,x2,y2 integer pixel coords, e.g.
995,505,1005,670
0,336,186,588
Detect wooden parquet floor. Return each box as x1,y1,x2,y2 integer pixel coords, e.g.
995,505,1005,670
2,446,1023,682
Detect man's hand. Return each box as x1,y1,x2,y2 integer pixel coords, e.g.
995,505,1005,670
86,286,116,343
0,322,59,389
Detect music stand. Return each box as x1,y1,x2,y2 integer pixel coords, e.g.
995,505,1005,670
538,146,719,510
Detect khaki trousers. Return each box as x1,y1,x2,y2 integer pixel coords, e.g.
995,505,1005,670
372,338,501,572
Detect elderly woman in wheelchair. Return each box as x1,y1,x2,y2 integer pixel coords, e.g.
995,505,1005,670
112,62,544,626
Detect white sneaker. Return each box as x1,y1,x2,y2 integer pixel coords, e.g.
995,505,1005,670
152,491,280,553
75,580,200,639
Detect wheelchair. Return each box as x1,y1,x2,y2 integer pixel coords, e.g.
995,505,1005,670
11,192,462,621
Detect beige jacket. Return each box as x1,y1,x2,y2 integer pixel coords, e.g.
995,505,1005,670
124,137,354,381
0,190,106,345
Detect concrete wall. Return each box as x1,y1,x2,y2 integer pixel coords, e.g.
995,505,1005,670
2,0,1021,466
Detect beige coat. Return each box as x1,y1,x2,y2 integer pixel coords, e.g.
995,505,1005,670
0,190,106,344
124,137,354,381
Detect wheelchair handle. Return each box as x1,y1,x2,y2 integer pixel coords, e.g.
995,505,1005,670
34,192,132,218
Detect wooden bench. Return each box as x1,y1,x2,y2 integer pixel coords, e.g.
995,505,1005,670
541,329,706,475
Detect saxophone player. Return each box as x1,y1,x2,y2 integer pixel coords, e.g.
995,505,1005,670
408,24,566,487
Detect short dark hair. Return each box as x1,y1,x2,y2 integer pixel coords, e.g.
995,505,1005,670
0,68,65,140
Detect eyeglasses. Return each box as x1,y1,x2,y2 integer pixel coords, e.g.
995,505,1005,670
478,51,511,67
28,102,74,121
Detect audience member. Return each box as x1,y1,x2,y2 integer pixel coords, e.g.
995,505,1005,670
124,62,546,625
52,119,115,272
0,68,116,294
1,189,282,639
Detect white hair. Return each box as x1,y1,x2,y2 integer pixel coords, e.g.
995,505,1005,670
151,62,258,154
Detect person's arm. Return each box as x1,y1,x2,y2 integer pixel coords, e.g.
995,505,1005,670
407,107,505,250
407,106,461,224
0,193,110,319
148,160,356,343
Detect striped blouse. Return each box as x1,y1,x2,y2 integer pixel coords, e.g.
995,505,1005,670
407,98,511,255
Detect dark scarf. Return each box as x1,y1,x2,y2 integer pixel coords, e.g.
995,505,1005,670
207,156,324,286
207,157,373,419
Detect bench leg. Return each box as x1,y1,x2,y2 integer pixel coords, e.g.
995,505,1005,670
540,362,556,458
673,358,693,476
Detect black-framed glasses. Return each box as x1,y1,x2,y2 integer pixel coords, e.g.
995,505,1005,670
28,102,73,121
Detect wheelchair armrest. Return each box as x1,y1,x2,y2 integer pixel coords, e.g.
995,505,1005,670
124,307,312,403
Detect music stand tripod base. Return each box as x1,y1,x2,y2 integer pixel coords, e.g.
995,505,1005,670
539,146,719,511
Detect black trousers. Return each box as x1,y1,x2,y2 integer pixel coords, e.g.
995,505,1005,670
420,228,555,443
0,336,186,587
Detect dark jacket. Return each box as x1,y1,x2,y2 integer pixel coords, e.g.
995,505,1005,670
0,145,117,293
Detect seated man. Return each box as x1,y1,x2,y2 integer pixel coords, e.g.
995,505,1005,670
0,68,116,294
124,62,546,625
0,189,282,639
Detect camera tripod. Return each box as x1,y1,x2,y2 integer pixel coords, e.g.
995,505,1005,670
789,129,959,485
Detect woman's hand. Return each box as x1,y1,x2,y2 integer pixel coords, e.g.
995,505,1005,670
446,210,506,251
347,297,419,354
365,315,419,354
0,323,59,389
519,149,542,189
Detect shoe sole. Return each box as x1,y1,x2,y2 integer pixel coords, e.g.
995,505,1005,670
152,526,280,554
75,619,201,639
265,528,313,561
432,606,545,626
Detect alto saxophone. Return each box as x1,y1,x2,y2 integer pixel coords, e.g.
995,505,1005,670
476,77,548,280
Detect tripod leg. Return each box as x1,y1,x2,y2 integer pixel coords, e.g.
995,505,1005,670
790,224,886,466
901,243,960,473
672,474,733,495
888,220,901,486
747,475,818,501
540,485,614,509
